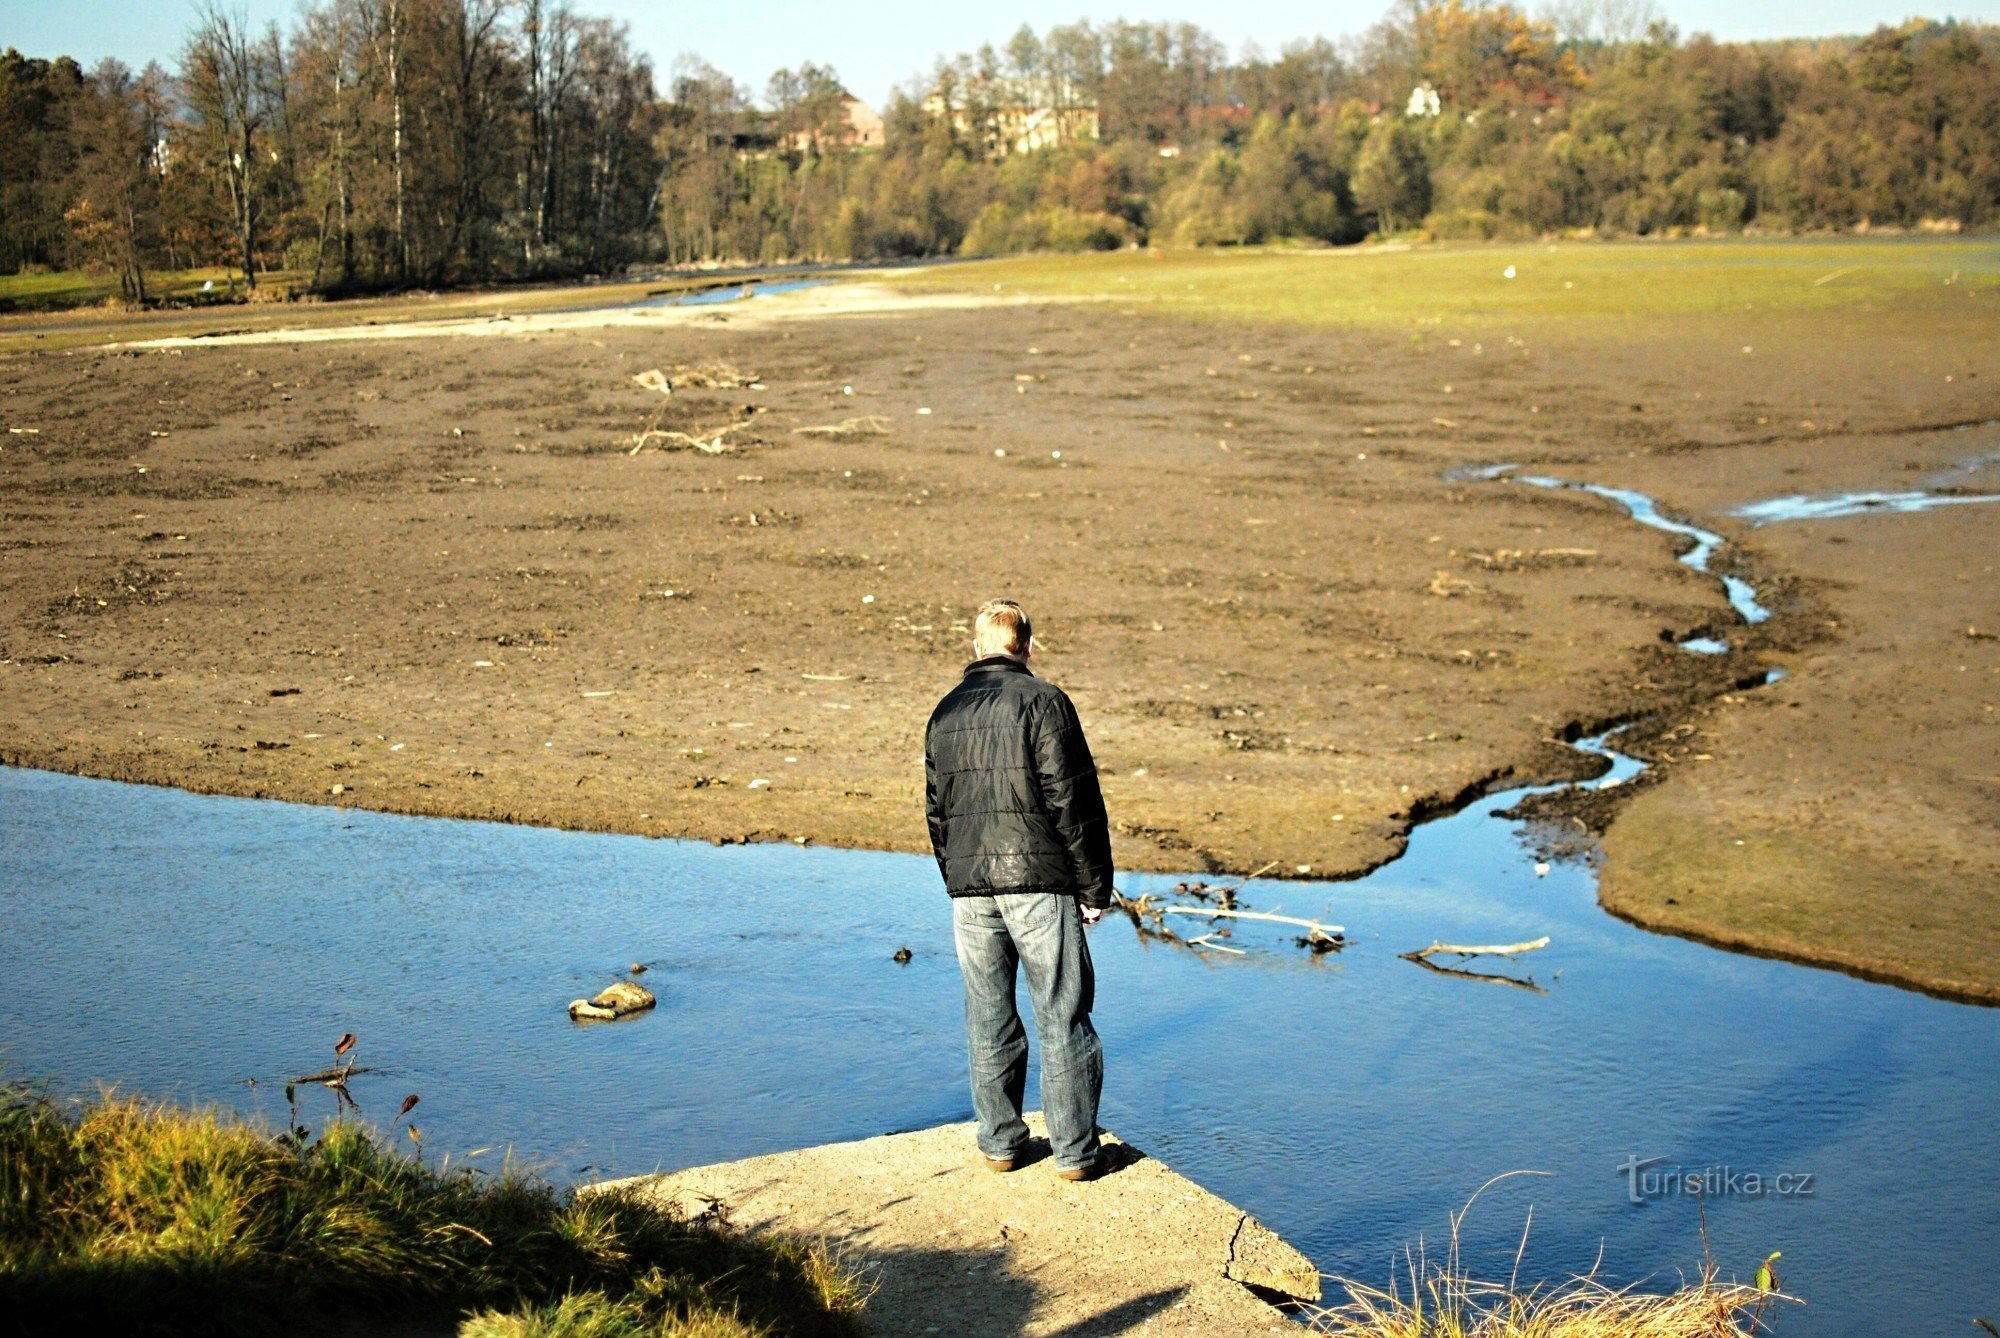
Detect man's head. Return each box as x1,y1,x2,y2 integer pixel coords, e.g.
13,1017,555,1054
972,599,1033,661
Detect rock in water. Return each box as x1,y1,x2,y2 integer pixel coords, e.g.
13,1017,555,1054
568,979,657,1021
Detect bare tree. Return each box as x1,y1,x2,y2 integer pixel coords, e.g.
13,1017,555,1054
1542,0,1665,46
183,4,268,284
66,59,166,301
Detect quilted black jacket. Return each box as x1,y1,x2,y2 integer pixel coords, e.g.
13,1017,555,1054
924,656,1115,909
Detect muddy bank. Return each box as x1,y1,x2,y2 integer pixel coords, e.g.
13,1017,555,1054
2,278,1996,995
1578,434,2000,1004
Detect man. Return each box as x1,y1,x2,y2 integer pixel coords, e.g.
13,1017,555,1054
924,599,1115,1182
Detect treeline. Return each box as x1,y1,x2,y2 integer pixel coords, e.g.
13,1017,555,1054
3,0,1997,301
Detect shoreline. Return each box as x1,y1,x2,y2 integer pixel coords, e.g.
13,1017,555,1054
5,249,1995,1008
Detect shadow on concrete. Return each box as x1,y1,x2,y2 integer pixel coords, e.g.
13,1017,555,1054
854,1242,1210,1337
1041,1285,1193,1335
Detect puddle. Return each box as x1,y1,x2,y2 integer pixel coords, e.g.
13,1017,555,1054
626,278,819,309
1735,490,2000,525
548,276,820,316
1676,636,1730,655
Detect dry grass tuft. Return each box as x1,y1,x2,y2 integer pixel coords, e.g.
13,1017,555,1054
1306,1174,1794,1338
1310,1269,1778,1337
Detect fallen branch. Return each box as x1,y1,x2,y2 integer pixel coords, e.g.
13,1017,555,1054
1163,906,1344,938
290,1065,376,1086
1399,936,1549,962
627,421,751,455
1404,955,1547,994
792,415,889,439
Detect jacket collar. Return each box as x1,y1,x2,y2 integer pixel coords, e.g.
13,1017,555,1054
964,654,1032,677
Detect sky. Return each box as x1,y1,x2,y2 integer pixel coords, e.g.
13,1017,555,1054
5,0,1997,109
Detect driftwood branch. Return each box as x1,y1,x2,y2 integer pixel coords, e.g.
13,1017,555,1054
291,1065,376,1085
627,420,750,455
1404,955,1548,995
1163,906,1346,938
1399,936,1549,962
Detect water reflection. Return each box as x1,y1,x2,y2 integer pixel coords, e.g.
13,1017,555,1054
4,764,1996,1335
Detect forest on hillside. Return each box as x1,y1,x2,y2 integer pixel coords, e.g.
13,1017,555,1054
3,0,1996,300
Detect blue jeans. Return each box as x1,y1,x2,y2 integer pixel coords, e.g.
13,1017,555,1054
951,892,1104,1171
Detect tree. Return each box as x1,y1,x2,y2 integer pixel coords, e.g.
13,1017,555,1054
183,5,270,284
1353,117,1432,231
65,59,167,301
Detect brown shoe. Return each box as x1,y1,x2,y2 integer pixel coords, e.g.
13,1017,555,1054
985,1154,1021,1173
1055,1154,1109,1183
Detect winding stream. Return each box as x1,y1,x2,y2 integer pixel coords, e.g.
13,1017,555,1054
3,475,1996,1335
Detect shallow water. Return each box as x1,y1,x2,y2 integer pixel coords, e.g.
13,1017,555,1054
1734,489,2000,525
3,758,1996,1335
628,278,819,308
1511,474,1772,624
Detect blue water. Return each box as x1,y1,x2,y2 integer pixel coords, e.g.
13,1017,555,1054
3,754,1996,1334
1735,490,2000,525
1510,474,1773,624
629,278,818,309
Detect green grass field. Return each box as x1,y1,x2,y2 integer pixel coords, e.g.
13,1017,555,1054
902,236,2000,330
0,267,289,312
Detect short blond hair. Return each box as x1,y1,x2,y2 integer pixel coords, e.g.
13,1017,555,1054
973,599,1033,659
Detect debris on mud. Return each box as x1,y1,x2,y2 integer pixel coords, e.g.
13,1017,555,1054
1463,547,1598,571
792,416,890,439
634,361,760,394
1428,569,1480,597
626,419,752,455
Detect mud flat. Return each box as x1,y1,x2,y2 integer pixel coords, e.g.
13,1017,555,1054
2,240,1996,996
597,1118,1318,1336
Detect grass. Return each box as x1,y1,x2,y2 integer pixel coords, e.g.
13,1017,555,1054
1306,1175,1792,1337
1311,1271,1776,1338
0,267,289,312
0,1082,865,1337
898,235,2000,331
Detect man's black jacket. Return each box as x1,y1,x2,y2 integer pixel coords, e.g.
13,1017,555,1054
924,656,1114,909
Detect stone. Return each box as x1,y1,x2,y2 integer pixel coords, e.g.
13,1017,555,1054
567,979,656,1021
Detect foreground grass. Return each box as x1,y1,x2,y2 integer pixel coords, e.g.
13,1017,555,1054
0,1084,864,1336
1311,1270,1780,1337
1308,1176,1788,1338
903,235,1999,331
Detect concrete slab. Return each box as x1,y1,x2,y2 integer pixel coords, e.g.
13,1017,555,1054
599,1118,1320,1337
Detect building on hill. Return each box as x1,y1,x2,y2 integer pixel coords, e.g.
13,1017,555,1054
779,92,885,155
923,76,1099,157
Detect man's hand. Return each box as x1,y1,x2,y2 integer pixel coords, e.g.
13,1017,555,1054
1081,904,1104,926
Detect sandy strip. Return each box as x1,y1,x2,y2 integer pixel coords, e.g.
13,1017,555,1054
115,282,1069,349
596,1118,1319,1335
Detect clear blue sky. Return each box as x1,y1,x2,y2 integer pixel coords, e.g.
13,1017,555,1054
5,0,1994,109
